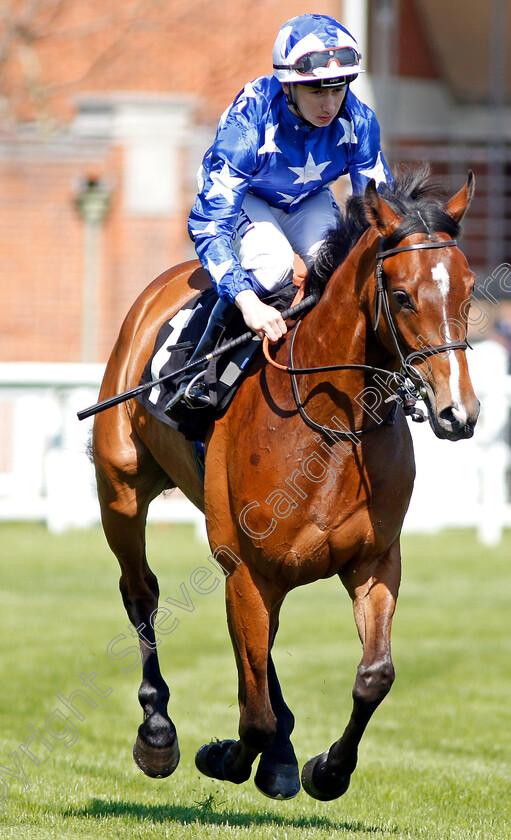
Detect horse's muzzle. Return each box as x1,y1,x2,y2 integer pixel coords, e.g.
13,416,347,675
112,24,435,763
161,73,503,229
428,398,480,441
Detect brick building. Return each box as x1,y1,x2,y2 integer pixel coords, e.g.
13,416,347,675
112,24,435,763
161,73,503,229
0,0,510,364
0,0,345,363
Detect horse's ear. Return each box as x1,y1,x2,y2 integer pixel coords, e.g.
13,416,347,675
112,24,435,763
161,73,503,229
445,170,475,222
364,179,402,238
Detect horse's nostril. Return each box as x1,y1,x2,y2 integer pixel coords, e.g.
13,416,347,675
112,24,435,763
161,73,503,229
439,405,466,428
439,406,454,422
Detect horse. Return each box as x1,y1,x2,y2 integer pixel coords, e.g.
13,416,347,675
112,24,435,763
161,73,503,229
92,166,479,802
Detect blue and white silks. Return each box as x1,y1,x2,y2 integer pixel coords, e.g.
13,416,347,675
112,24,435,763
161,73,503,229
189,75,393,302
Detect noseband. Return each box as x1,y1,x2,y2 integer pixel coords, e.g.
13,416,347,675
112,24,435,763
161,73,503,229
373,238,469,379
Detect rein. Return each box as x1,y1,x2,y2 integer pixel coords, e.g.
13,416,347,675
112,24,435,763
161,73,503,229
286,323,400,438
263,236,470,439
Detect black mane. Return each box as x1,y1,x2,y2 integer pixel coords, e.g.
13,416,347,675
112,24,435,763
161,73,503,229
305,164,462,301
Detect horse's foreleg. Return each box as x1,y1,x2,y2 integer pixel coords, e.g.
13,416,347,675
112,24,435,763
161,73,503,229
195,564,279,787
95,435,179,778
254,615,300,800
302,540,401,801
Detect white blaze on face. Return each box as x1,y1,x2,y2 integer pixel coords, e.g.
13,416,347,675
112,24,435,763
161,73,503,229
432,262,449,299
431,261,463,408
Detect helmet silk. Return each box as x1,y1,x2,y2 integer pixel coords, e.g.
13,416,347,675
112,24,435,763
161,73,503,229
272,14,362,85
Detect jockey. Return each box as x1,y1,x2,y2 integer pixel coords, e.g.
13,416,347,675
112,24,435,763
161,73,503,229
165,12,393,419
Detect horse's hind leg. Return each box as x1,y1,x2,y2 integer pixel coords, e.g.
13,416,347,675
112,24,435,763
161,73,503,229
254,614,300,800
302,541,401,801
94,418,179,778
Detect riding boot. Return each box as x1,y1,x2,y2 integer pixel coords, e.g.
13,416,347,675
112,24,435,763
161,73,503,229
164,298,235,420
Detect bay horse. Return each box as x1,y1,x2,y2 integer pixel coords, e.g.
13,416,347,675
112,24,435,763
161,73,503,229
92,167,479,801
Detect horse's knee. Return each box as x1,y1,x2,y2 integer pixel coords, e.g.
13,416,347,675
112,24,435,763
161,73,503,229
353,659,395,707
239,710,277,754
120,566,159,598
119,569,159,621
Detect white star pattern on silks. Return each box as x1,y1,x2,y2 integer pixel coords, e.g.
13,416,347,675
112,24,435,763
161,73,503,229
258,124,281,156
190,220,217,237
219,83,257,125
207,256,233,284
277,189,317,208
206,162,244,205
337,117,357,146
234,81,257,113
358,151,387,186
218,106,230,128
288,152,330,184
197,164,206,191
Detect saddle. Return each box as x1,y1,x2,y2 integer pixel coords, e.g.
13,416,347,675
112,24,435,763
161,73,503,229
135,283,297,443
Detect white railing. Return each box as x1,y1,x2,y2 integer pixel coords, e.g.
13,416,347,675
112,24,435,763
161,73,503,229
0,342,509,544
404,339,511,545
0,363,207,539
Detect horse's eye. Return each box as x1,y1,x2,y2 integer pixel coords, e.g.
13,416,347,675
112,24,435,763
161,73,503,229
393,290,412,308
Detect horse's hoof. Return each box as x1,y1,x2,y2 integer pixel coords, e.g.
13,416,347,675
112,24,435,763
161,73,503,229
195,740,251,784
301,752,351,801
133,736,180,778
254,760,301,800
195,740,237,780
133,713,180,778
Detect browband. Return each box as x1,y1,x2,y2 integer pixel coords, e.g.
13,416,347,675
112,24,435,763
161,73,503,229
376,240,458,261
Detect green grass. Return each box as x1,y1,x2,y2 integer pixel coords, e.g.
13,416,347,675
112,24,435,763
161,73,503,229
0,522,509,839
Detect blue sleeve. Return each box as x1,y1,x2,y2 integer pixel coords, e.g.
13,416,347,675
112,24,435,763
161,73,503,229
188,98,260,302
348,110,393,195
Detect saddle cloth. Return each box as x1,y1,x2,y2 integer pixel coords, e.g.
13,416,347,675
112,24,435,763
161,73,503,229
135,283,297,443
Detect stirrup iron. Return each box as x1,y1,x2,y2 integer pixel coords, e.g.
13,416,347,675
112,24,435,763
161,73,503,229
182,370,210,409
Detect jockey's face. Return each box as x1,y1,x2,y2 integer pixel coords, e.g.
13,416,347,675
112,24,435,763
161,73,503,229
283,82,347,127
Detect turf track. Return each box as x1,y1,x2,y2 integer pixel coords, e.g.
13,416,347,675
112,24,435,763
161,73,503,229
0,522,509,839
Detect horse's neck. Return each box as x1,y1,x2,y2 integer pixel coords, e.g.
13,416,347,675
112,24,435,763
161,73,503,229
305,228,381,372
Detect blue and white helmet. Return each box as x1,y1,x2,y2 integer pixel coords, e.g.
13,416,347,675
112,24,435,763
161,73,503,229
272,13,362,87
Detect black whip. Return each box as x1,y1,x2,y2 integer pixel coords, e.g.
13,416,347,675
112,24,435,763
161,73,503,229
77,294,317,421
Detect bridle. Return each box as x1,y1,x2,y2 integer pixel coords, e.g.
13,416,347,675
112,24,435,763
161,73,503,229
266,236,470,439
373,238,469,375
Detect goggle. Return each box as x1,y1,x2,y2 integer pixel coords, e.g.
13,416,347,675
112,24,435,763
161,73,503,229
274,46,361,77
